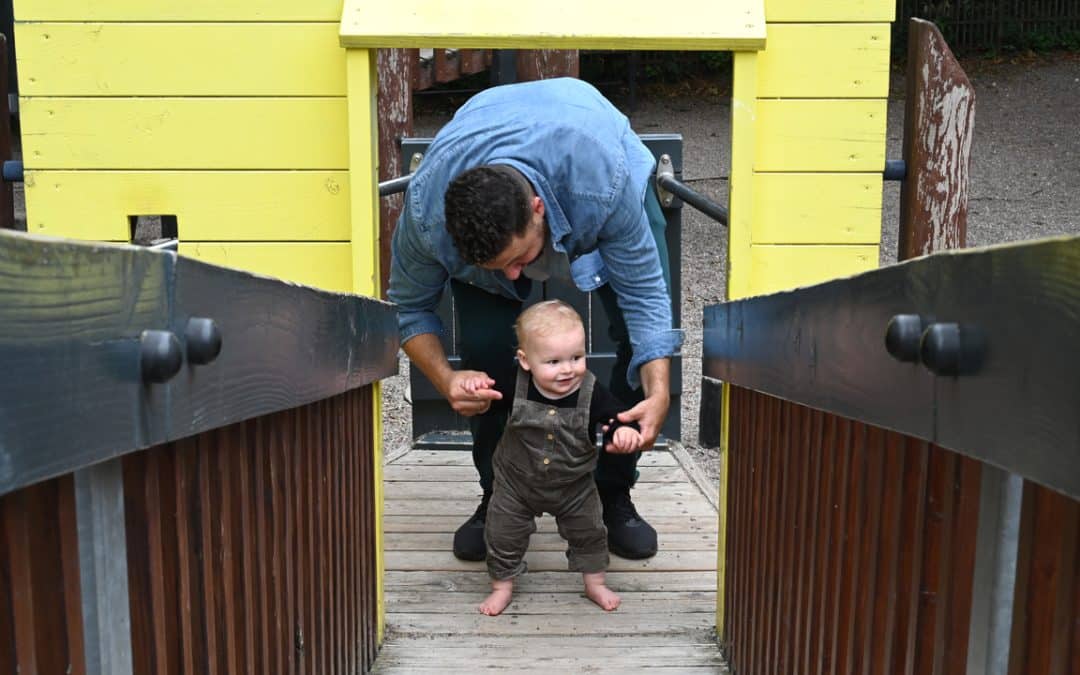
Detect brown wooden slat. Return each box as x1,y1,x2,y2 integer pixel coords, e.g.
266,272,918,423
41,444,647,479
809,412,839,675
458,49,488,74
868,432,906,675
857,426,886,675
944,457,981,673
434,48,461,83
1009,482,1080,675
837,423,867,675
825,418,854,675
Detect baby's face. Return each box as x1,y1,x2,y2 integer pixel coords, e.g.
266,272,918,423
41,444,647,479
518,326,587,399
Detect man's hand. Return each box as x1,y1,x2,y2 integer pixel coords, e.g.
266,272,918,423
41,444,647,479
446,370,503,416
612,393,669,450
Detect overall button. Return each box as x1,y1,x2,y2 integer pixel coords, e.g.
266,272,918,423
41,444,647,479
546,433,554,441
547,409,556,416
543,458,550,465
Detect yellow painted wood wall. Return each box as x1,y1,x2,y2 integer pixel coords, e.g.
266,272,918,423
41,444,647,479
728,0,894,299
13,0,378,295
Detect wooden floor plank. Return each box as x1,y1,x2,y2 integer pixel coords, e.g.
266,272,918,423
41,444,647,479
384,464,689,483
385,570,719,593
384,514,719,534
391,449,680,467
384,496,716,518
385,590,716,614
387,549,718,573
386,611,716,636
374,447,726,672
386,531,717,552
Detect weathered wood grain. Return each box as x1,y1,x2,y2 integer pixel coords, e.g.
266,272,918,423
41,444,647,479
898,18,975,259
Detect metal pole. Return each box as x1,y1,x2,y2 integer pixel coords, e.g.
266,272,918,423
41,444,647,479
378,173,413,197
965,466,1022,675
656,174,728,226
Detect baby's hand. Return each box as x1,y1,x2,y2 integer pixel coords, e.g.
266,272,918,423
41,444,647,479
462,375,495,394
608,425,643,454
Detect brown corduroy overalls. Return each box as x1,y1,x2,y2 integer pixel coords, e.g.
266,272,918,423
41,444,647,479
484,367,609,581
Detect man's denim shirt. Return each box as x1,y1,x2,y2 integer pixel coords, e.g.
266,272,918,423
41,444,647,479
387,78,683,389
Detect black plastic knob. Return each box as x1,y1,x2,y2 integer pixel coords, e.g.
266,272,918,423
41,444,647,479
185,317,222,365
140,330,183,383
885,314,924,363
920,323,968,376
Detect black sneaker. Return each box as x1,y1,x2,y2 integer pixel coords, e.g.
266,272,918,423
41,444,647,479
601,488,658,559
453,491,491,561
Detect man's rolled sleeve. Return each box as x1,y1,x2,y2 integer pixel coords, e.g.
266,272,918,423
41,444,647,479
627,329,683,388
386,211,450,345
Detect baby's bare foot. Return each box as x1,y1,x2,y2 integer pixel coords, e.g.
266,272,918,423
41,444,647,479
583,572,621,611
479,582,513,616
585,583,621,611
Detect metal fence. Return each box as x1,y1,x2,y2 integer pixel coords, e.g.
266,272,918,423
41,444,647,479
896,0,1080,51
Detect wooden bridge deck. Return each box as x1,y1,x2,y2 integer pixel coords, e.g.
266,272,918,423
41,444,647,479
375,448,727,673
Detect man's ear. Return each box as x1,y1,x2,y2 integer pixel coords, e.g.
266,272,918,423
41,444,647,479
516,348,531,371
532,196,545,219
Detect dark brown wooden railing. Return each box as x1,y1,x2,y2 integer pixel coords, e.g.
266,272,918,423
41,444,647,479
705,235,1080,675
0,230,398,675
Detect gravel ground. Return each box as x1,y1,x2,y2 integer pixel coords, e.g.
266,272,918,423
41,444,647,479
381,52,1080,492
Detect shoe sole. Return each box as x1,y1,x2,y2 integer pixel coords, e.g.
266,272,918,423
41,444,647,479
608,544,658,560
452,549,487,562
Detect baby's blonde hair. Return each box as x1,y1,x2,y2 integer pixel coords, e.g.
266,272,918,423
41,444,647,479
514,300,585,350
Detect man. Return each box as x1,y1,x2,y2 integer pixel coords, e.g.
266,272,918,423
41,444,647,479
387,77,682,561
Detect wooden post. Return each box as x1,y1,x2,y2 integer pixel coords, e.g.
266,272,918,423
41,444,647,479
516,50,579,80
897,18,976,260
376,48,414,299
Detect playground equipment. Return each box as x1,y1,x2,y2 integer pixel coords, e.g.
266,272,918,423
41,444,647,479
0,0,973,672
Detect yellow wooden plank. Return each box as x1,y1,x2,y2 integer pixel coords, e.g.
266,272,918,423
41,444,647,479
14,0,343,21
727,52,758,301
766,0,894,22
747,244,878,295
25,171,350,241
755,99,887,172
721,50,758,633
20,98,348,170
16,23,345,97
758,23,890,98
178,242,352,292
339,0,765,50
345,49,380,297
752,173,883,244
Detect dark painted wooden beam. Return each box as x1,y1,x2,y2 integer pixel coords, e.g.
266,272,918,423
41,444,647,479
704,235,1080,500
0,231,398,496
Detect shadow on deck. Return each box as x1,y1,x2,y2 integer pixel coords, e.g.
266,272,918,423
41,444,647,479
376,448,727,673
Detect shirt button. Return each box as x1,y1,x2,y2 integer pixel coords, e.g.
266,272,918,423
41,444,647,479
548,409,556,416
543,457,550,465
594,275,601,283
547,433,554,440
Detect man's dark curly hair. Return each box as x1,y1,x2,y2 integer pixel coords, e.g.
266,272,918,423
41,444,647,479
444,165,533,265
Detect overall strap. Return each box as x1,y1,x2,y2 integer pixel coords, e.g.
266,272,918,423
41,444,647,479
512,365,531,410
576,370,596,413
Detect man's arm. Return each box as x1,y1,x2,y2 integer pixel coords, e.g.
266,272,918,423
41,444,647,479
613,357,670,450
403,333,502,417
